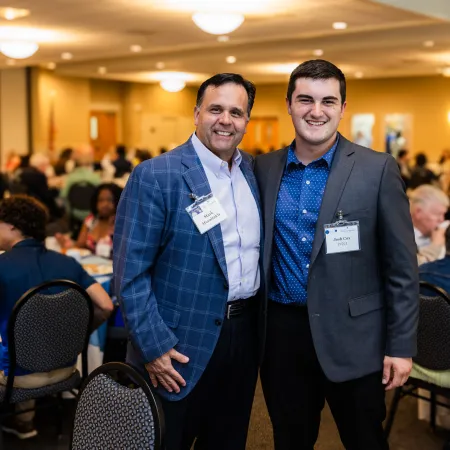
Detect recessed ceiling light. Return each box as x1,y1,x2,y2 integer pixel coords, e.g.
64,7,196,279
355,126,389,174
355,71,364,79
332,22,347,30
0,7,30,21
217,35,230,42
98,66,107,74
6,59,15,66
423,40,435,48
130,45,142,53
442,67,450,77
226,55,237,64
313,49,324,56
156,61,165,69
61,52,73,60
47,62,56,70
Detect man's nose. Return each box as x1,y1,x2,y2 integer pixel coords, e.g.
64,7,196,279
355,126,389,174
219,111,232,124
311,101,323,116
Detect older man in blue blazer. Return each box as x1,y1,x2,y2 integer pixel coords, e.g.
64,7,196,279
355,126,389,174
114,73,262,450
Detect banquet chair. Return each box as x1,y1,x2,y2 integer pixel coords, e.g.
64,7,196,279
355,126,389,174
71,362,165,450
67,181,97,236
384,281,450,445
0,279,93,434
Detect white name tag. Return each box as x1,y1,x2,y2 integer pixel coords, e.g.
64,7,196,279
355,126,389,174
324,221,360,254
186,193,227,234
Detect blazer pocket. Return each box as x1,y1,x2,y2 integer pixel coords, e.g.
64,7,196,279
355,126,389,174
159,305,181,328
348,292,384,317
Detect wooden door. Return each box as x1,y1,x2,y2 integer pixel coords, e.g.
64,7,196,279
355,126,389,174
241,117,279,154
90,111,117,161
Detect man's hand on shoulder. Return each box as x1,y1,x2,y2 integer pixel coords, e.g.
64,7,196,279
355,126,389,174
382,356,412,391
145,348,189,393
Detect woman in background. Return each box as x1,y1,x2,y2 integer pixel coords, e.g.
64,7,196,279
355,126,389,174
56,183,122,258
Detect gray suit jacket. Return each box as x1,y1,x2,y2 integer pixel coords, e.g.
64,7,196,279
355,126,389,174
255,135,419,382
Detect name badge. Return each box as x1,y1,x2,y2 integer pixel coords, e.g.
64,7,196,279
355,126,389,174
186,193,227,234
324,220,360,254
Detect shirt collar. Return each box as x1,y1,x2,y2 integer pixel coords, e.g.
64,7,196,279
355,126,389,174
191,133,242,175
12,238,44,249
286,133,340,169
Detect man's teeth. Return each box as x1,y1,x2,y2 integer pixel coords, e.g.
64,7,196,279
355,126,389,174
306,121,326,126
216,131,232,136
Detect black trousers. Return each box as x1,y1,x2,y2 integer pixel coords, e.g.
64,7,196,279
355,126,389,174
260,301,389,450
159,305,258,450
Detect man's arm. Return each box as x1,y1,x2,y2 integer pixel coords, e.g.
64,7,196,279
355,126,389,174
113,163,179,363
377,155,419,388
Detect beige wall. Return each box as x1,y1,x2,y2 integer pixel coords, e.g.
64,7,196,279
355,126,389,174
1,68,29,167
30,71,450,161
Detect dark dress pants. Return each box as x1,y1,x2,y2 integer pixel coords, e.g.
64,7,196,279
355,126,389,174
260,300,389,450
159,305,259,450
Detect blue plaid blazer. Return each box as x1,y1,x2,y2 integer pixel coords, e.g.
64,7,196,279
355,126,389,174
113,138,262,401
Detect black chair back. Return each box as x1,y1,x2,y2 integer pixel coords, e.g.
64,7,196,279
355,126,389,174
5,280,93,403
67,182,97,211
414,281,450,370
71,362,165,450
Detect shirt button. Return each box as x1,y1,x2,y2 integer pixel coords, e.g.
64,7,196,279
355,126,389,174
302,209,307,214
215,319,222,326
302,237,306,242
306,264,310,269
306,180,311,185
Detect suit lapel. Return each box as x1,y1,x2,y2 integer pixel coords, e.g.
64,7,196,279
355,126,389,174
263,147,289,274
309,137,356,268
181,140,228,282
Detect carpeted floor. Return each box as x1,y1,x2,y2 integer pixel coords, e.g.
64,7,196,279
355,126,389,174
2,380,448,449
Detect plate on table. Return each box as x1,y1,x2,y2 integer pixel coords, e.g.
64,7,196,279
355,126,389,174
82,263,113,276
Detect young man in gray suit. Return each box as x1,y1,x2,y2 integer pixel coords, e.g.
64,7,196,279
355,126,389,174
254,60,419,450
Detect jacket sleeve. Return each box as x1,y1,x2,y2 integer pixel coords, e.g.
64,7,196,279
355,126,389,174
113,162,178,363
377,155,419,357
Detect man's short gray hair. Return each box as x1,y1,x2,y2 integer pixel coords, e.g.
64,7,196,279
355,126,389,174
29,153,50,169
409,184,450,209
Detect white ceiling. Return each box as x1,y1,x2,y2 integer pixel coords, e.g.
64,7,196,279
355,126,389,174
1,0,450,84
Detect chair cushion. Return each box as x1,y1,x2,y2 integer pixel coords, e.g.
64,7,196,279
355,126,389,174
0,371,81,404
72,373,156,449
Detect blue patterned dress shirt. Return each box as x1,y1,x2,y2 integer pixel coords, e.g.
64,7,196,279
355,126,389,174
270,136,339,304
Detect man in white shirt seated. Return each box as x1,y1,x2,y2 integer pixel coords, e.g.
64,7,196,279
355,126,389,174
409,184,449,264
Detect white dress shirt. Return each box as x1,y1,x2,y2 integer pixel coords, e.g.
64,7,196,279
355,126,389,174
191,133,260,301
414,227,431,249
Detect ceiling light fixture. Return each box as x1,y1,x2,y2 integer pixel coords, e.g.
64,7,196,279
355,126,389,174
192,12,244,35
226,55,237,64
0,41,38,59
130,44,142,53
156,61,165,69
47,62,56,70
98,66,107,74
61,52,73,60
442,67,450,77
355,71,364,79
160,79,186,92
423,40,435,48
313,49,324,56
217,35,230,42
332,22,347,30
0,7,30,21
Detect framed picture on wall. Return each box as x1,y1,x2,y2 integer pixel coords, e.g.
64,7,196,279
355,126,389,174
383,113,413,158
351,114,375,149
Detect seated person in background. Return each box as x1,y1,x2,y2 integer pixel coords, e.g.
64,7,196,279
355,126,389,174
409,153,439,190
53,147,75,176
60,144,102,222
112,144,132,178
0,195,113,439
56,183,122,259
397,149,411,189
12,153,63,222
409,185,450,264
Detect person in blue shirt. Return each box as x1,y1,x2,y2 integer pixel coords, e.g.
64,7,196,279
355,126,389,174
0,195,113,439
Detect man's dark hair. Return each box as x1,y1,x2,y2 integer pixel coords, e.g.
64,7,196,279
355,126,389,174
416,153,427,167
116,145,126,158
397,149,408,160
287,59,346,105
90,183,123,216
196,73,256,117
0,195,48,241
